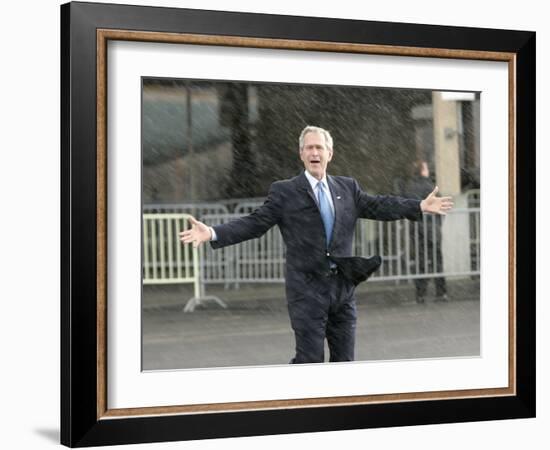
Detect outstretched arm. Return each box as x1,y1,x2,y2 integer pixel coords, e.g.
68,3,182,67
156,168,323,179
356,179,423,221
356,180,453,221
420,186,454,215
179,182,283,249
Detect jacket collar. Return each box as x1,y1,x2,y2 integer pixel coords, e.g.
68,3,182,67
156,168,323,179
295,170,339,195
303,170,329,191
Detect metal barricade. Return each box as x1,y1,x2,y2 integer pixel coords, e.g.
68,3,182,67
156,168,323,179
199,213,286,287
199,208,481,284
144,208,481,300
143,202,230,217
142,213,226,312
143,213,199,288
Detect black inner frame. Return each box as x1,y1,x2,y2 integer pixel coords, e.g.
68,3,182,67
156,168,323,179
61,2,535,447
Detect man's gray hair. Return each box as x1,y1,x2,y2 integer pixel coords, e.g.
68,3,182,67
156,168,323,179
299,126,334,151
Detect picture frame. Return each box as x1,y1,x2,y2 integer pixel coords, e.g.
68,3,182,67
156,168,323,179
60,1,535,447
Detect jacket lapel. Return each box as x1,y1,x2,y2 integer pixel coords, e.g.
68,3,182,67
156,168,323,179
296,171,319,210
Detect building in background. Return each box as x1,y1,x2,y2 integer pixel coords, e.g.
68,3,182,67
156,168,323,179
142,79,480,205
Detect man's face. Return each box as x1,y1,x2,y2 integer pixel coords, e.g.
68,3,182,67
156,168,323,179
299,131,333,180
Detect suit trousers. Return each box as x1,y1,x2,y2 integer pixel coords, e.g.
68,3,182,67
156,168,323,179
287,270,357,364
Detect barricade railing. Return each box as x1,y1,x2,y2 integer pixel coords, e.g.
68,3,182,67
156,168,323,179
143,202,229,217
199,208,480,284
142,213,226,311
143,206,481,294
201,213,285,287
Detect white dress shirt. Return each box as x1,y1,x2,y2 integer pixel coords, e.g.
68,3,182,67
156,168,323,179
303,170,335,214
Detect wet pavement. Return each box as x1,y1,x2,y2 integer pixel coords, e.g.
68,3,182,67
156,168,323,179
142,278,480,370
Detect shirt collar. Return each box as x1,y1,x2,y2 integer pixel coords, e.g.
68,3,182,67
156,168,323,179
304,170,328,191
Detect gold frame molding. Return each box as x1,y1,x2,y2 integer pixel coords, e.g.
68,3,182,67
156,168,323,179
96,29,517,420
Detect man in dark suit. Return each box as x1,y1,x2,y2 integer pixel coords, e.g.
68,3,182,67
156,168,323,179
180,126,453,364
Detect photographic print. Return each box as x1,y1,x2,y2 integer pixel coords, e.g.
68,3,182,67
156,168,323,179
141,78,480,370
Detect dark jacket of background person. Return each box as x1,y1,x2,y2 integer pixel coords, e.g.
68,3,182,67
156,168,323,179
399,167,447,300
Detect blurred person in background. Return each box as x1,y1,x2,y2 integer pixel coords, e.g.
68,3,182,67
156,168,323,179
399,160,448,304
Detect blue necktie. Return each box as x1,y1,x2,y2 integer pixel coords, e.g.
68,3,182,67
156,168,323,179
317,181,334,247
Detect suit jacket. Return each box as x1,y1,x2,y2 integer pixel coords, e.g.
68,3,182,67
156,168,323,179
211,171,422,293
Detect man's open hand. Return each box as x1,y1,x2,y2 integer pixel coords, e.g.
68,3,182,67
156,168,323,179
420,186,454,215
179,216,212,248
